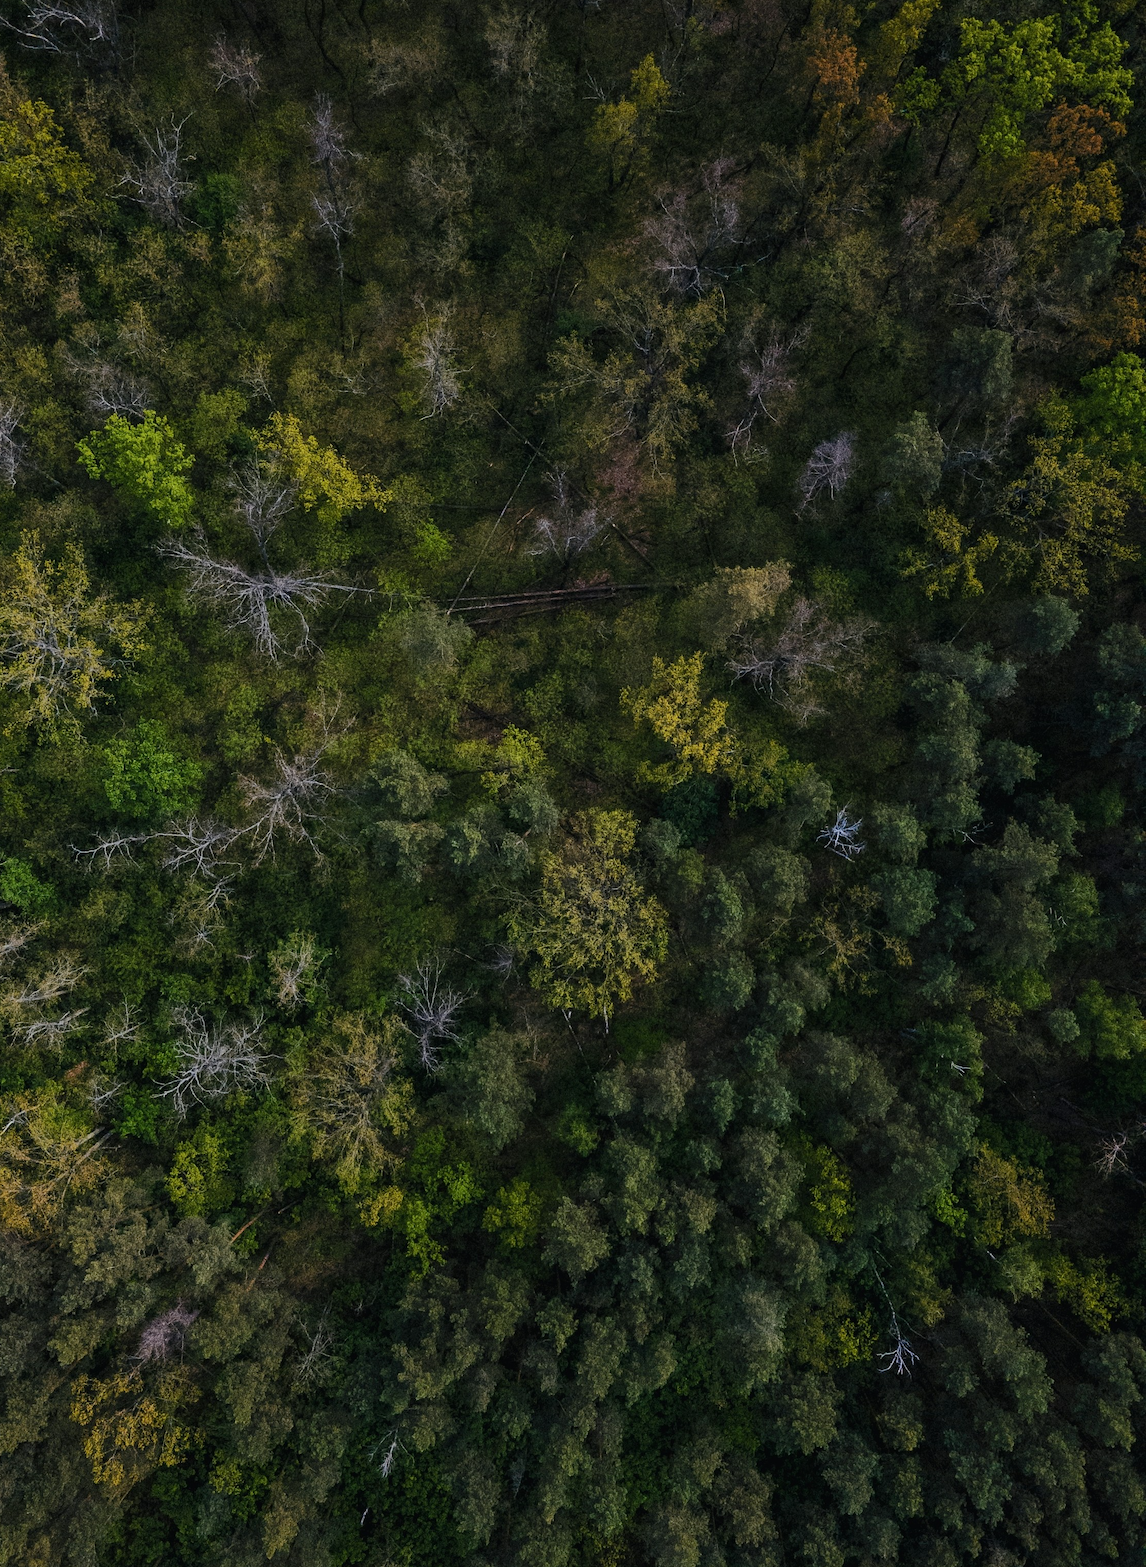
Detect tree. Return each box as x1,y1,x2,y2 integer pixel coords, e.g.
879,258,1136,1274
289,1013,413,1196
508,809,668,1021
0,533,147,729
209,35,261,116
622,653,737,787
255,413,389,525
1001,400,1135,595
120,118,194,229
76,411,194,529
728,597,872,722
798,433,855,508
587,54,670,189
161,536,358,659
155,1007,270,1118
397,957,467,1070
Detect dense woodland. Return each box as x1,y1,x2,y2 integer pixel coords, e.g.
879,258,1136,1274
6,0,1146,1563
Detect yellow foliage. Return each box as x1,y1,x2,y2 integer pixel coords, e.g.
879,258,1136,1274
0,1086,108,1236
968,1147,1055,1248
359,1184,404,1228
874,0,941,78
257,413,391,523
71,1367,195,1494
622,653,737,786
1045,1253,1128,1331
790,1289,876,1370
1023,160,1122,237
0,96,92,205
623,652,792,811
1002,405,1135,594
0,533,148,732
900,506,999,598
802,1141,856,1241
482,1176,544,1248
289,1014,414,1195
587,54,670,185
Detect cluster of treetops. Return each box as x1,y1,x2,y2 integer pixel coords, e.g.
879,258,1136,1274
5,0,1146,1564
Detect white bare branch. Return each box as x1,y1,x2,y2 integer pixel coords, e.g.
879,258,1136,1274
798,432,855,509
0,405,25,488
0,923,38,968
397,956,467,1072
134,1301,199,1363
3,0,117,57
817,808,865,861
156,1006,270,1118
526,473,603,561
229,459,298,559
160,535,360,660
371,1429,403,1479
878,1332,919,1376
159,817,241,878
121,118,194,230
2,956,86,1011
727,329,806,455
294,1307,334,1387
410,312,461,417
646,159,740,297
269,932,326,1008
209,35,261,108
728,597,871,721
237,745,337,866
13,1008,87,1046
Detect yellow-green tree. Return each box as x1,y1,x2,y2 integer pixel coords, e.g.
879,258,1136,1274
622,652,791,808
508,809,668,1021
289,1013,414,1200
0,534,147,730
587,54,670,188
256,413,391,526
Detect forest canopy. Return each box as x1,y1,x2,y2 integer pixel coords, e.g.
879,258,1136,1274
1,1,1146,1566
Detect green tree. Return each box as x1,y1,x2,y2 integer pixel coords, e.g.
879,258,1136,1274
76,412,195,530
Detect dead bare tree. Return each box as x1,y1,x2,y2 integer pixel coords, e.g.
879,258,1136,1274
237,744,337,866
67,356,150,423
134,1302,199,1363
410,311,461,417
0,924,37,968
0,406,25,488
309,95,359,336
646,159,740,297
75,815,239,876
1095,1130,1133,1179
121,118,194,230
2,0,118,61
729,596,872,721
798,432,855,509
209,35,261,117
0,955,87,1048
294,1308,334,1387
397,956,466,1071
156,1006,270,1117
159,817,241,878
101,999,141,1051
229,458,298,561
726,330,806,457
817,808,865,861
161,535,360,660
527,472,603,561
269,932,326,1008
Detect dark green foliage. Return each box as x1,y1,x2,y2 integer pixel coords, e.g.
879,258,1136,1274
0,2,1144,1564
